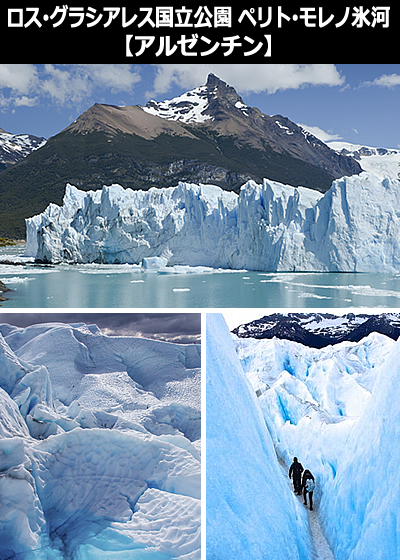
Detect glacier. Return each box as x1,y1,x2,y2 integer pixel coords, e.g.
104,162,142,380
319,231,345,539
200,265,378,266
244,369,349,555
206,313,312,560
0,321,201,559
26,172,400,273
223,314,400,560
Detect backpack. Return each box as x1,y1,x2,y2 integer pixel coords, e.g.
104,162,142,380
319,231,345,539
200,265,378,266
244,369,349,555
305,479,315,492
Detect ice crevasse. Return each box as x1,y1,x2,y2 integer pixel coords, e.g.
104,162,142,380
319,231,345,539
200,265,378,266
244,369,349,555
26,172,400,272
208,313,400,560
233,323,400,560
206,313,312,560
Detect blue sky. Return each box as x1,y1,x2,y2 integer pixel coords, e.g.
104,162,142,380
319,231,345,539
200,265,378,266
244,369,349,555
1,64,399,148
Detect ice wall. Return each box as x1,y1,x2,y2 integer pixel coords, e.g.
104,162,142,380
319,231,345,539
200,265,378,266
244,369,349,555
206,314,311,560
325,336,400,560
26,173,400,272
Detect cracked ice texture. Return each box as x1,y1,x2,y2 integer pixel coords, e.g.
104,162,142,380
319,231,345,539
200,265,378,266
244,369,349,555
0,322,201,559
26,172,400,272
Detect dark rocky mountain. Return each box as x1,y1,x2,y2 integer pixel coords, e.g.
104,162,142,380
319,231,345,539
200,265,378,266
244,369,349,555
232,312,400,348
0,74,361,238
144,73,361,182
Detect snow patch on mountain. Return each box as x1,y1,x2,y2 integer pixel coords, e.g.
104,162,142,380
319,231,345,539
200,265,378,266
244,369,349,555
0,322,201,559
142,73,252,124
144,86,213,124
0,130,46,168
233,312,400,348
26,172,400,273
329,141,400,180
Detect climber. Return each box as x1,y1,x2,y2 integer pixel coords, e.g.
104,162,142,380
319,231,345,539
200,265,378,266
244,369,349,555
302,469,315,511
289,457,303,495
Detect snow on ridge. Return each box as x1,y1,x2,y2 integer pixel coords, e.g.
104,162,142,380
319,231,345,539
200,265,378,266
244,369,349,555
275,120,294,135
143,86,213,124
0,131,46,160
235,99,251,115
299,314,367,334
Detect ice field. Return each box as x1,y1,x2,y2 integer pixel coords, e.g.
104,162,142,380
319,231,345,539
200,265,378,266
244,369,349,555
0,321,201,559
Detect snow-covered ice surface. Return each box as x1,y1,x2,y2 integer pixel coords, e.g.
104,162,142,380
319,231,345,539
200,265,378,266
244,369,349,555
0,322,201,559
328,141,400,181
26,172,400,273
232,322,400,560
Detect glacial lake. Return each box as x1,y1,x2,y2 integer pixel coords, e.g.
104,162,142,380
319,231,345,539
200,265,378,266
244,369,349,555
2,245,400,309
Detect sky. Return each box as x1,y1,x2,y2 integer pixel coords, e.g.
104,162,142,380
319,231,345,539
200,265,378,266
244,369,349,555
0,312,201,344
0,64,400,149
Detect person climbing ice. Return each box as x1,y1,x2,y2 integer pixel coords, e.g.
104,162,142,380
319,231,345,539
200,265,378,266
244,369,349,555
289,457,303,495
302,469,315,511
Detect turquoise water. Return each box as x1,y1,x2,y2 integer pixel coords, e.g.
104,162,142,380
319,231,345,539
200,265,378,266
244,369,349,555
2,246,400,308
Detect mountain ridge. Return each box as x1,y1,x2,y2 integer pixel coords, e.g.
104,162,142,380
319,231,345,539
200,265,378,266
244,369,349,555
0,129,46,172
66,102,198,140
0,73,361,238
232,312,400,348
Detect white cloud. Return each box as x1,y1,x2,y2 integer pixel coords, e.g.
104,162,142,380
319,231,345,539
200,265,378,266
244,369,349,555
0,64,142,110
0,64,39,109
13,95,38,107
85,64,141,93
40,64,141,106
364,73,400,88
1,63,346,113
0,64,38,93
297,123,342,143
149,64,345,96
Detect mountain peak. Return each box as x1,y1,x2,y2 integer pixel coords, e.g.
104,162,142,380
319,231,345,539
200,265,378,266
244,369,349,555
205,73,245,107
205,72,221,87
143,73,248,124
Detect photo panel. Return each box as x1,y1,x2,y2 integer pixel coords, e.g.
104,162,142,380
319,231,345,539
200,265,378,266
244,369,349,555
0,311,201,558
206,308,400,559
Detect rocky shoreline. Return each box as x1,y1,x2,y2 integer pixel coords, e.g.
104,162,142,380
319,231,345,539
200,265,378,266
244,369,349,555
0,237,26,302
0,279,10,302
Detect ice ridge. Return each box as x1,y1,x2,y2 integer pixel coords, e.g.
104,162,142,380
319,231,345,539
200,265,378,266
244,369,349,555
0,322,201,559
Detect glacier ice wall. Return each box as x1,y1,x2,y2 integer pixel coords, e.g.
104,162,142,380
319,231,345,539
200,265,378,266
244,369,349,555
206,313,312,560
26,172,400,272
325,335,400,560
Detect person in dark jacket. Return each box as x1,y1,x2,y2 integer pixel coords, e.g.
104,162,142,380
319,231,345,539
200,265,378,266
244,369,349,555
302,469,315,510
289,457,303,495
